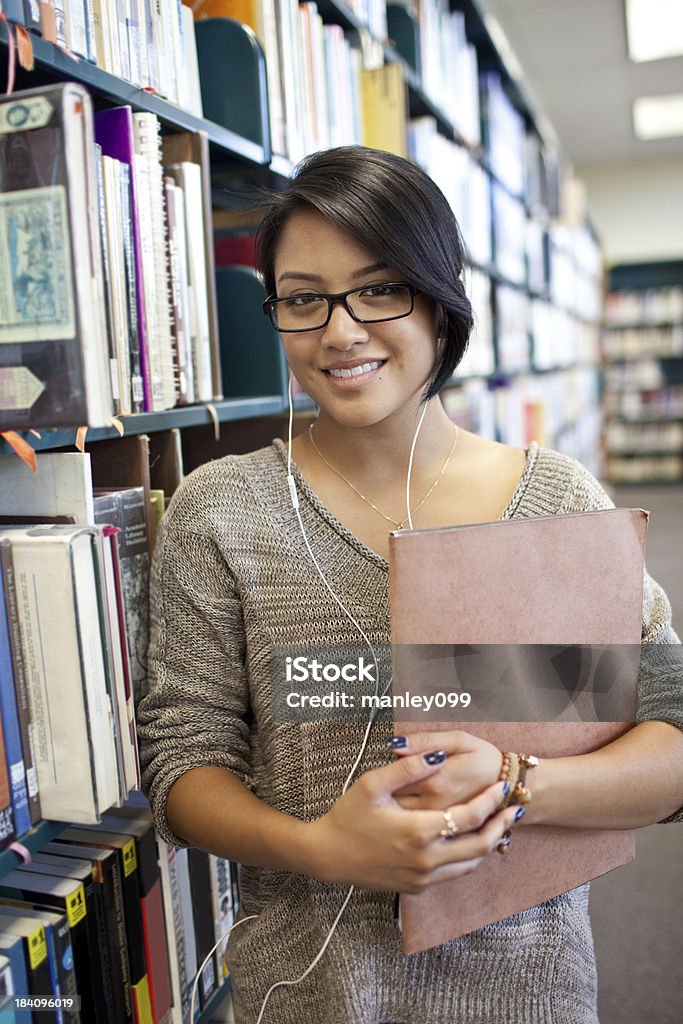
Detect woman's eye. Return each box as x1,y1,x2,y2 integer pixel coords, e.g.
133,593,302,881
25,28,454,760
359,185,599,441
283,295,321,307
360,284,400,298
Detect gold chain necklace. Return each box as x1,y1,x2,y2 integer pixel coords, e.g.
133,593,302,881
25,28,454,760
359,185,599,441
307,422,459,530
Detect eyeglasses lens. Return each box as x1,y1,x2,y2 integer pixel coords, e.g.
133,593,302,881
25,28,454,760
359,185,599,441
272,285,413,330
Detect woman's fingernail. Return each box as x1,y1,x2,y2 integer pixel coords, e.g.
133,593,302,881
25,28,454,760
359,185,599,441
423,750,446,766
387,736,408,749
502,781,511,796
514,806,526,822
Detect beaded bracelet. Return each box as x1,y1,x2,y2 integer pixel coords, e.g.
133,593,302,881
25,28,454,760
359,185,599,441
498,751,539,809
496,751,538,855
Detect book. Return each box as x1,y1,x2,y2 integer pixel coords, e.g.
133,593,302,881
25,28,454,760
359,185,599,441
0,571,31,838
100,808,173,1024
161,130,222,401
0,711,15,852
0,933,27,1023
43,840,131,1024
92,485,150,706
0,451,93,524
0,915,53,1010
187,848,217,1007
56,828,153,1024
0,83,113,430
26,851,109,1023
389,507,648,952
94,106,153,413
0,524,119,823
0,901,79,1024
174,849,197,1019
0,540,41,825
156,839,189,1024
208,855,233,984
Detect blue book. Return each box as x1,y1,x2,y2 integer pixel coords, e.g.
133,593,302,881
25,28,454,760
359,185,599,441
0,580,31,838
0,930,30,1024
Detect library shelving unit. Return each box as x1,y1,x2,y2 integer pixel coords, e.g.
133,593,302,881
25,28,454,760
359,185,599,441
602,261,683,484
0,1,604,1019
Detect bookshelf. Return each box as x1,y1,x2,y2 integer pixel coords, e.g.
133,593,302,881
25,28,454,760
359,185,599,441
0,2,605,1019
602,262,683,484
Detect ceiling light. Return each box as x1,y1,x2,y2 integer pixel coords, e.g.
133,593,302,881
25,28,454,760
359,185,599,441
633,93,683,139
625,0,683,62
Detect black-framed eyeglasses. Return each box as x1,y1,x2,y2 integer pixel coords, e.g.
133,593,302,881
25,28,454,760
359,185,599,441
262,283,419,333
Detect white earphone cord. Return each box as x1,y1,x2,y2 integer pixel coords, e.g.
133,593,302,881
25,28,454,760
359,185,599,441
191,377,428,1023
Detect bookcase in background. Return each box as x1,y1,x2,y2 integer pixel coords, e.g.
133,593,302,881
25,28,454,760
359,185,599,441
602,261,683,484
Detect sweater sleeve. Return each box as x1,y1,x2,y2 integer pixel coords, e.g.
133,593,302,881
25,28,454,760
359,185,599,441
137,513,253,847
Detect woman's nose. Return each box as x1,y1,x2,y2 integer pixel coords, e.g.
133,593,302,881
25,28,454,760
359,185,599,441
321,302,370,348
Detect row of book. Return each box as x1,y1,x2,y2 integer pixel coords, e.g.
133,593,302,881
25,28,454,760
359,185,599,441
605,286,683,326
417,0,480,146
444,366,602,470
0,801,239,1024
603,326,683,361
0,83,221,433
0,434,180,840
190,0,371,162
405,114,603,322
604,420,683,454
606,453,683,483
0,0,202,114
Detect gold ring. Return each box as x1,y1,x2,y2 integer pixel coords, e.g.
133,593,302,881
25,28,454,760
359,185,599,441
496,830,512,855
439,810,458,840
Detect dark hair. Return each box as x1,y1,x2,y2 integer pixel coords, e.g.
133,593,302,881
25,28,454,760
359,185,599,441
255,146,473,399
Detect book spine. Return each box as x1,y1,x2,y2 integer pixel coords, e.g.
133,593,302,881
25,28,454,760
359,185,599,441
163,178,191,407
0,575,31,839
156,840,188,1024
208,855,233,985
50,916,80,1024
95,146,122,414
187,849,216,1007
22,0,42,33
0,715,15,851
118,164,145,413
0,543,41,824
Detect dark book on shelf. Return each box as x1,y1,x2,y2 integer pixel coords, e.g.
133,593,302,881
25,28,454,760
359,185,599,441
56,828,152,1024
0,83,113,430
0,912,55,1014
46,838,134,1024
0,868,90,1020
188,847,218,1007
100,809,174,1024
0,901,79,1024
43,840,128,1024
26,851,108,1023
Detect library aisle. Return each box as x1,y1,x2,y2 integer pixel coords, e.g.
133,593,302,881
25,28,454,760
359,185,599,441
590,484,683,1024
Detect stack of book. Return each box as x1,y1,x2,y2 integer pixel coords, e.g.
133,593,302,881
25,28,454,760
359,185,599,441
0,83,222,433
0,804,240,1024
4,0,203,113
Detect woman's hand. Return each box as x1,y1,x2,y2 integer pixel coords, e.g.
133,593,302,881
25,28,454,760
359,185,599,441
304,752,518,894
389,730,502,811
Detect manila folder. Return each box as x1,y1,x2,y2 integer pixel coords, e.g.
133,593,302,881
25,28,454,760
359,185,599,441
389,507,648,953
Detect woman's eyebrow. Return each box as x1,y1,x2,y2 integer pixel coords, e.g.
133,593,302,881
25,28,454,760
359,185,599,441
276,262,389,286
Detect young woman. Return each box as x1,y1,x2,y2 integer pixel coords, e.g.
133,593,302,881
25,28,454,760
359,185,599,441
138,147,683,1024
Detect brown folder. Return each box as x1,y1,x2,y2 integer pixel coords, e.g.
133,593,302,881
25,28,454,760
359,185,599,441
389,508,648,952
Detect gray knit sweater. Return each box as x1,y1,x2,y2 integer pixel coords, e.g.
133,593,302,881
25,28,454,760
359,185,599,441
137,440,683,1024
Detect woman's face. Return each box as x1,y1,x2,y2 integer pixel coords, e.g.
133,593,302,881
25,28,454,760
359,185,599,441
273,210,439,430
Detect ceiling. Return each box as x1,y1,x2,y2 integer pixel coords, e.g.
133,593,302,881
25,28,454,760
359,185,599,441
478,0,683,168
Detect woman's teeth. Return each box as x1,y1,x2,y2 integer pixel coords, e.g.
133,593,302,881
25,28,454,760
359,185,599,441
328,360,383,378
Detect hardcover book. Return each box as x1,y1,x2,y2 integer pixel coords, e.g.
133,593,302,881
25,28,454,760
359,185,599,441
389,507,648,952
0,83,113,430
